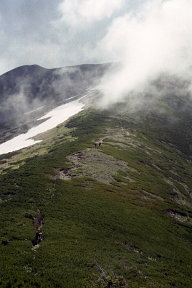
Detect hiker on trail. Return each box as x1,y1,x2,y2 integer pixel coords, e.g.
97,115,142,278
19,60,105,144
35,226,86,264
94,141,102,148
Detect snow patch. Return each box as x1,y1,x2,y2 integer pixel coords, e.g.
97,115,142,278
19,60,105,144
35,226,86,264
0,99,84,155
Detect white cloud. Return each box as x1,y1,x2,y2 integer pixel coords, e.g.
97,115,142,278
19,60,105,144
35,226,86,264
59,0,125,27
96,0,192,106
0,0,128,74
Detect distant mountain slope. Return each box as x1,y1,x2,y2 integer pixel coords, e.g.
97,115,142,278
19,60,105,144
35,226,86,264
0,63,109,106
0,63,109,142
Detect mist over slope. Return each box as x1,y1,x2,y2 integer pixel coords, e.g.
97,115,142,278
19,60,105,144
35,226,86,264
0,63,109,143
0,63,109,119
96,0,192,108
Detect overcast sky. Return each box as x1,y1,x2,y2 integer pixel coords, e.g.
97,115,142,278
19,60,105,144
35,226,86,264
0,0,146,74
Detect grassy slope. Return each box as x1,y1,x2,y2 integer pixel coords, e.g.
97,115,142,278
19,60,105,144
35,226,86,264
0,104,192,288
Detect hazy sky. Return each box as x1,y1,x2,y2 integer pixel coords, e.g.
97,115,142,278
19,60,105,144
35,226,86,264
0,0,146,74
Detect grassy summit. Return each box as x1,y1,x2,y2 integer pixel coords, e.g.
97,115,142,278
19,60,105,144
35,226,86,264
0,96,192,287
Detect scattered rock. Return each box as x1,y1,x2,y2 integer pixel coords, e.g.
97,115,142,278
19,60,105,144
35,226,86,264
96,264,128,288
54,148,136,185
25,212,44,248
167,209,192,223
141,190,164,201
1,240,9,246
32,231,43,246
25,213,34,220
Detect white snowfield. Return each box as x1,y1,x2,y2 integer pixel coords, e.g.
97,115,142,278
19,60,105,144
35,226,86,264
0,99,85,155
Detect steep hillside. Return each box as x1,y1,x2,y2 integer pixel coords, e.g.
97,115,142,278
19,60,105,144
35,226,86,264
0,64,109,143
0,93,192,287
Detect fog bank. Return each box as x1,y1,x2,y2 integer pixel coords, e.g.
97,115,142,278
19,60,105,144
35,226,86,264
96,0,192,107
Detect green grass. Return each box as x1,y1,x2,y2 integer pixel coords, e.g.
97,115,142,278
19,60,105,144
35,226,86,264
0,107,192,287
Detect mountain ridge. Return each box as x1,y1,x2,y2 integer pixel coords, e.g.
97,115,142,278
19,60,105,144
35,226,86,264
0,104,192,287
0,64,192,287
